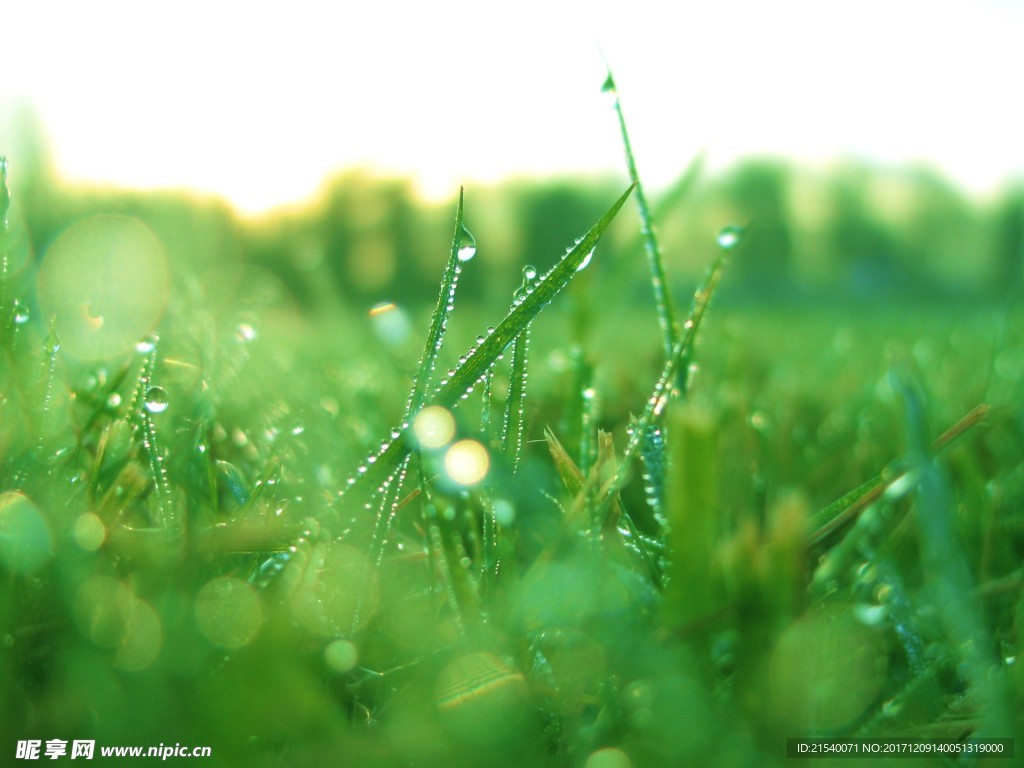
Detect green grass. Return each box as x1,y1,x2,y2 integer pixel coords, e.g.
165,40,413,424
1,77,1023,768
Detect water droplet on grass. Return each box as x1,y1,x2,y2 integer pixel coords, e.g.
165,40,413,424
135,334,158,354
144,386,169,414
457,224,477,262
716,225,743,250
576,248,595,271
235,322,257,342
43,327,61,355
12,301,29,325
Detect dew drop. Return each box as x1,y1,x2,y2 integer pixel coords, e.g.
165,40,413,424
457,224,477,262
143,387,169,414
235,322,257,343
576,248,595,272
106,392,123,409
523,265,538,281
716,225,743,250
135,334,158,354
43,328,61,355
12,301,30,325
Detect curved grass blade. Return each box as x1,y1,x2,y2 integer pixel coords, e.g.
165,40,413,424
338,184,635,506
603,69,678,360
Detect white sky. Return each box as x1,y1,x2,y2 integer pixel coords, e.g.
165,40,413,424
2,0,1022,213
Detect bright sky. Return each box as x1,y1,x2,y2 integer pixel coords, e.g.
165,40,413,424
2,0,1022,213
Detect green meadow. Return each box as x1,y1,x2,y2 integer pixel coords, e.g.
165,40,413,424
1,85,1023,767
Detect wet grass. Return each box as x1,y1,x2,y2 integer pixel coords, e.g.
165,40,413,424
1,86,1024,768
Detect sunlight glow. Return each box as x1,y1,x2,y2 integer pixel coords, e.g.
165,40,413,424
2,0,1021,213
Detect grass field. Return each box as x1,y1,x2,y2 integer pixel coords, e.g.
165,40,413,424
1,121,1023,767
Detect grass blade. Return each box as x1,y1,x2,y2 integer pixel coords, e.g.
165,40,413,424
501,267,537,474
338,184,635,505
595,234,730,520
809,403,990,547
603,69,678,361
891,367,1012,738
406,187,473,416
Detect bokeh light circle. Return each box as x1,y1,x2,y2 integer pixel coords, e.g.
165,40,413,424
37,215,169,360
444,439,489,486
194,576,263,649
413,405,455,449
435,651,527,745
0,492,53,575
586,748,632,768
73,576,162,671
324,639,359,673
72,512,106,552
768,604,887,730
290,543,379,636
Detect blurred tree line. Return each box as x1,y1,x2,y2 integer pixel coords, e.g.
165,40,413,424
4,116,1022,319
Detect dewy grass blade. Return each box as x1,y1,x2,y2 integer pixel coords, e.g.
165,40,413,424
596,237,728,522
430,186,632,408
406,187,473,416
603,70,678,361
501,267,537,474
338,184,635,505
